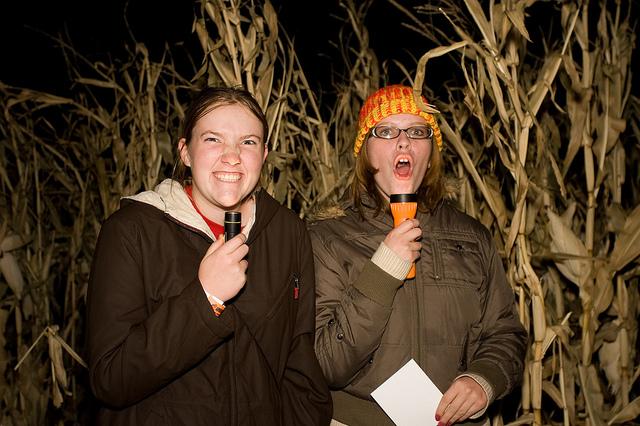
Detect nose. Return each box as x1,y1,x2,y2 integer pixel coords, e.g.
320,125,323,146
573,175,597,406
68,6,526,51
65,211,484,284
396,131,410,150
221,143,241,165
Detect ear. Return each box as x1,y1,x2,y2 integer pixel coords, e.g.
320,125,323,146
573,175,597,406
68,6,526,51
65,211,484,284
262,143,269,162
178,138,191,167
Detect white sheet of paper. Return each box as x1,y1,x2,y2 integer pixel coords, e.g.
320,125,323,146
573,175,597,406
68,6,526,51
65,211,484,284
370,359,442,426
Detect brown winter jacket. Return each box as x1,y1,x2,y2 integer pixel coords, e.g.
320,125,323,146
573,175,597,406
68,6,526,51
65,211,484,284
87,179,332,425
309,198,527,426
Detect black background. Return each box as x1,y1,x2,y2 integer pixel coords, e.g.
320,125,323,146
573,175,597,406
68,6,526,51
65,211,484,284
0,0,434,96
2,1,636,101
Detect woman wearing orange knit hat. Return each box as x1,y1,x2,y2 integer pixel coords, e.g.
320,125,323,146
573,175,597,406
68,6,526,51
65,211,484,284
309,84,526,426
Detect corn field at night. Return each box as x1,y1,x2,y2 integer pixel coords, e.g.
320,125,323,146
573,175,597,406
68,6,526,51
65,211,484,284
0,0,638,424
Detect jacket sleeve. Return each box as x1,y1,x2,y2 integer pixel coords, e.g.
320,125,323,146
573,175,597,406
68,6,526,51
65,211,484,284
280,225,333,425
87,213,234,408
463,229,528,400
310,227,403,388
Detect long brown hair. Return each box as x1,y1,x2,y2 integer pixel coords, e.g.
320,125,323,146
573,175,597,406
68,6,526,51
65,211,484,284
351,132,447,218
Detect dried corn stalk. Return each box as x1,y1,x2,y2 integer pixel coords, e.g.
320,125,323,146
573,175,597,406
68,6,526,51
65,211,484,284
401,0,639,424
0,0,637,423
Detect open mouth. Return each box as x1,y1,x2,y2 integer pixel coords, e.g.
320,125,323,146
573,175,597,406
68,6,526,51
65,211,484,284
394,156,412,178
213,172,242,183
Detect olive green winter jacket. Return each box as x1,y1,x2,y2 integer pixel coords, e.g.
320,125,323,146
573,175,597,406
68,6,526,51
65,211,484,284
309,198,527,426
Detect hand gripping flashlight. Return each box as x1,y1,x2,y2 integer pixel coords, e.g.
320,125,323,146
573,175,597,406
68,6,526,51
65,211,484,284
224,211,241,241
389,194,418,279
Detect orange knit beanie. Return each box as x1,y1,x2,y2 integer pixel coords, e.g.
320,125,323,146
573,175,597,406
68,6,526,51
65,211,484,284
354,85,442,156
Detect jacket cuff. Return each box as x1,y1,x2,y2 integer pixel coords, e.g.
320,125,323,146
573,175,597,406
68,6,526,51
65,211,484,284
353,260,403,307
371,242,412,280
186,279,234,338
465,359,508,400
455,373,494,419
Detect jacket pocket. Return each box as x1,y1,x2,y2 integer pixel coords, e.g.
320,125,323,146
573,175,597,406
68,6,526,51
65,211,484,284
434,236,483,288
264,273,299,321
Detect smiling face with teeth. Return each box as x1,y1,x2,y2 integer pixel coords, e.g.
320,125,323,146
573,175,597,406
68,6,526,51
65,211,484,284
366,113,434,200
179,103,268,225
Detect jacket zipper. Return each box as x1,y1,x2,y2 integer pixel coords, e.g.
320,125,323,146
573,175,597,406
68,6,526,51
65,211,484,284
230,334,238,425
409,270,422,365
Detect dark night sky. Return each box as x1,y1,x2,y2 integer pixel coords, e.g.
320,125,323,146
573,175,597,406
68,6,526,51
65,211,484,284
0,0,432,96
1,1,637,103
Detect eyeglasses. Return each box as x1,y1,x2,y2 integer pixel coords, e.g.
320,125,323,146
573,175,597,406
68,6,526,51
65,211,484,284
371,125,433,140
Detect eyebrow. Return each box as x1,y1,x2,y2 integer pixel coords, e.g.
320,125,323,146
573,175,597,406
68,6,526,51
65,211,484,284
240,134,263,141
199,130,263,141
198,130,219,138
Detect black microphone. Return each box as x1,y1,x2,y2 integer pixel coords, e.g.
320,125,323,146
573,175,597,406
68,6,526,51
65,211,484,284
224,211,241,241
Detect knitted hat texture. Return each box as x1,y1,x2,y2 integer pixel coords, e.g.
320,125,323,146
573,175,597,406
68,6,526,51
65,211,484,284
354,85,442,156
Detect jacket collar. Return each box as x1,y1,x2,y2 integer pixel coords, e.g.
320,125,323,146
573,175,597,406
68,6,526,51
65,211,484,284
123,178,271,241
339,193,395,229
338,192,440,231
247,188,281,244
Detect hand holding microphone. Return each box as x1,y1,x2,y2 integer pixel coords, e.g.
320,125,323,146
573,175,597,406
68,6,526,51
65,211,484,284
199,211,248,302
388,194,420,279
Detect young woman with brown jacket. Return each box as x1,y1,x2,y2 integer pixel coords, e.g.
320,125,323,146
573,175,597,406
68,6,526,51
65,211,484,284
87,87,332,425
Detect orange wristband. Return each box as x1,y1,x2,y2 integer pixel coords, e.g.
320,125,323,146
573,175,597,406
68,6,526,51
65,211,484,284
211,302,225,317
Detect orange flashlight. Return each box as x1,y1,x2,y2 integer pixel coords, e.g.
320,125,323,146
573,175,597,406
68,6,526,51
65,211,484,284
389,193,418,279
